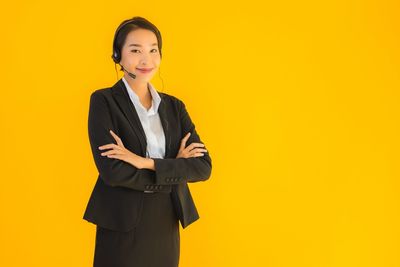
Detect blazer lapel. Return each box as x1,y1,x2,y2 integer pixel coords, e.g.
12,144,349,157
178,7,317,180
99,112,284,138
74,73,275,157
157,96,172,158
111,78,172,158
111,79,147,156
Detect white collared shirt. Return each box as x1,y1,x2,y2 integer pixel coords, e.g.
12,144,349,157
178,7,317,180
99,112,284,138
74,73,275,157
122,77,166,160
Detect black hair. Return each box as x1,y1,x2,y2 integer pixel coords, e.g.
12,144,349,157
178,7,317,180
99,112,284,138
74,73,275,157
112,16,163,69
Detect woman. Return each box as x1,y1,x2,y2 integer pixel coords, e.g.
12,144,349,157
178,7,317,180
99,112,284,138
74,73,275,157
82,16,212,267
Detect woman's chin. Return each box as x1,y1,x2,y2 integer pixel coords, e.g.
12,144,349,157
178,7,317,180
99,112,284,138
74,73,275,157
137,74,155,81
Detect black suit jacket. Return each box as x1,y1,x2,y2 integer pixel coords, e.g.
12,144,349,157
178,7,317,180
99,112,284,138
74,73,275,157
83,78,212,232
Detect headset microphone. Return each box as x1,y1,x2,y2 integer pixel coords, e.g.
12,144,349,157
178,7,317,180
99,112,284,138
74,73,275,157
120,65,136,79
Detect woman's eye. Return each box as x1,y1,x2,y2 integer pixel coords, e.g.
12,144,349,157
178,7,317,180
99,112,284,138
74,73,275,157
130,49,157,53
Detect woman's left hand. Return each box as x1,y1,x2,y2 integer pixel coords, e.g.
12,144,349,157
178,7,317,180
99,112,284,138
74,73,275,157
99,130,146,169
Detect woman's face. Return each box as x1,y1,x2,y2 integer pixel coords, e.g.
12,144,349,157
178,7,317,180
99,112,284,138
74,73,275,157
119,28,161,82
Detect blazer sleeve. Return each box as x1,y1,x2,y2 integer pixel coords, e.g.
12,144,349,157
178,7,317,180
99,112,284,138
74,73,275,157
152,99,212,185
88,91,164,191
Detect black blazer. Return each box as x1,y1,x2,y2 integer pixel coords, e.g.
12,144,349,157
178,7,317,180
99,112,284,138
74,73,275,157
83,78,212,232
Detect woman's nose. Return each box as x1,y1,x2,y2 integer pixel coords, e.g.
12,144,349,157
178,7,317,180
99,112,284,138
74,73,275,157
139,53,152,64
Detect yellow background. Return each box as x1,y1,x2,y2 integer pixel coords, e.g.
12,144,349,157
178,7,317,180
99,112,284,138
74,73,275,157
1,0,399,266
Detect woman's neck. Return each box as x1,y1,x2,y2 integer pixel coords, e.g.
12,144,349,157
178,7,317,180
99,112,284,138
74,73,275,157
124,75,150,99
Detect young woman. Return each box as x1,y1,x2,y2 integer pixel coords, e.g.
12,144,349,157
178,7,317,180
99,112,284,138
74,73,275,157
82,16,212,267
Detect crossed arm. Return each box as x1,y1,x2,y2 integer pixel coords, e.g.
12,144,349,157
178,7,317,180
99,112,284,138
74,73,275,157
88,92,212,190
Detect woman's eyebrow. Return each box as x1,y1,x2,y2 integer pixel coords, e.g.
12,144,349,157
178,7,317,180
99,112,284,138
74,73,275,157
128,43,158,47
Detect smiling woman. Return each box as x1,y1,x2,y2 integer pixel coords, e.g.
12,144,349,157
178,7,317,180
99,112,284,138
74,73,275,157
82,16,212,267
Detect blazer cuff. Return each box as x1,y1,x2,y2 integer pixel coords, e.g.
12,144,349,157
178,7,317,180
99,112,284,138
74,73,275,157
152,158,185,185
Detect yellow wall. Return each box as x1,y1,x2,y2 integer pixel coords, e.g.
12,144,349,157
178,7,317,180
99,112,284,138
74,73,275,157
1,0,399,266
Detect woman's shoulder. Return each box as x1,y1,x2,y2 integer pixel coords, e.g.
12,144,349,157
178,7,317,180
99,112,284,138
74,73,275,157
158,91,185,107
86,88,112,107
90,87,113,98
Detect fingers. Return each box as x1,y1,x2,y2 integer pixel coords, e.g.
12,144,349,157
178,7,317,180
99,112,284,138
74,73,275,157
103,153,123,160
179,132,191,150
197,149,208,154
189,149,207,156
186,142,206,151
178,132,208,158
98,130,125,151
192,152,205,157
109,130,125,148
187,147,207,153
100,148,125,156
98,143,122,150
184,147,208,158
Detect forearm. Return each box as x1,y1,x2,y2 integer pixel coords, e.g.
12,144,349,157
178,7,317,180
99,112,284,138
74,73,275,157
139,156,211,184
151,156,212,185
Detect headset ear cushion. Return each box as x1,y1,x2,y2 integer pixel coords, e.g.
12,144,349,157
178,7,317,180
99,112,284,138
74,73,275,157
112,50,119,63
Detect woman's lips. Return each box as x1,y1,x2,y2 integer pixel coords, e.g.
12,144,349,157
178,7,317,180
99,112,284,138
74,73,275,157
136,68,153,73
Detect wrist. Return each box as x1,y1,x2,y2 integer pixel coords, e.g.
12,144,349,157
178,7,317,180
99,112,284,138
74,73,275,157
141,157,155,170
128,153,145,169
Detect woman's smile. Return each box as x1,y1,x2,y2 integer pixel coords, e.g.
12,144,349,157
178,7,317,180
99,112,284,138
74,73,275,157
136,67,154,74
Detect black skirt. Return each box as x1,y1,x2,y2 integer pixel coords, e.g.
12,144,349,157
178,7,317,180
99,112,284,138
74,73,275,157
93,191,180,267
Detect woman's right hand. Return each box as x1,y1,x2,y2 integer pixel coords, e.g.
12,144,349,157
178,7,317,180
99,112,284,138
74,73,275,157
176,132,208,158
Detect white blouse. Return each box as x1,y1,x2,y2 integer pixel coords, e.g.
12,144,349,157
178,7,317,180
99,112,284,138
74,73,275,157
122,77,166,161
